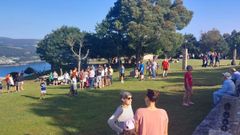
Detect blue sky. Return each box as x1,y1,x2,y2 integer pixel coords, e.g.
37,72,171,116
0,0,240,39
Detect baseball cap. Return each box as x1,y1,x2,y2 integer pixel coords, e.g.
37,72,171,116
222,72,231,78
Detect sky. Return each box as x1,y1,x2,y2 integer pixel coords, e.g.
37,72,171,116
0,0,240,39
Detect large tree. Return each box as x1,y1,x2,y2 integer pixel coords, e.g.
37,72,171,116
97,0,192,61
176,34,199,57
36,26,88,72
199,29,229,54
224,30,240,58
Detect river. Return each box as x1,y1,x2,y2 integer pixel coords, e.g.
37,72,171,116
0,62,51,77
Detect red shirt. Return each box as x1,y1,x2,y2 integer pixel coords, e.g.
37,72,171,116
162,60,169,70
184,72,192,87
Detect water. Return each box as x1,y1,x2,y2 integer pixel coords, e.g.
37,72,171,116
0,62,51,77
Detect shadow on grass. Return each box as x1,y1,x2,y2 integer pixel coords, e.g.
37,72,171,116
24,86,215,135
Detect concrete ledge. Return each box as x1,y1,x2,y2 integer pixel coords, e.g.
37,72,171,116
192,95,240,135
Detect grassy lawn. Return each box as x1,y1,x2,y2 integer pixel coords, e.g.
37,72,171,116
0,59,239,135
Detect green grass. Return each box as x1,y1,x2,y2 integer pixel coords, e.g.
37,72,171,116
0,59,239,135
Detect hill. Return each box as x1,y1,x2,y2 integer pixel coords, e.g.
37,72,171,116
0,37,40,64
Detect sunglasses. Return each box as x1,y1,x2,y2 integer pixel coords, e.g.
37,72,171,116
126,97,132,100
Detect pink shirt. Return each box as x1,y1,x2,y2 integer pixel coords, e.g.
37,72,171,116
134,108,168,135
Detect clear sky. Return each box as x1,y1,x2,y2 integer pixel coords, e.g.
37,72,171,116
0,0,240,39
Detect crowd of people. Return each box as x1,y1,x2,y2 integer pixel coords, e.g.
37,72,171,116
0,72,24,94
41,65,114,97
132,58,170,81
200,51,221,67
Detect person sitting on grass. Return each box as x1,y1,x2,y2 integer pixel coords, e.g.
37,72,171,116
182,65,194,107
213,72,236,106
40,79,47,99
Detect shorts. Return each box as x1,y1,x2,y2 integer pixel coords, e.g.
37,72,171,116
120,73,125,77
41,90,46,94
54,78,58,81
140,72,144,75
96,76,102,83
163,68,168,71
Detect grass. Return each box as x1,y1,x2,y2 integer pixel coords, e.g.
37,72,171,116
0,59,239,135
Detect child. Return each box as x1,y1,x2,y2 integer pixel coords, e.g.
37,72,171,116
69,77,77,96
183,65,194,107
40,79,47,99
162,58,170,78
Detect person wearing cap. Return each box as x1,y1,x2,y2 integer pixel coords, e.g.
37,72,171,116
230,68,240,96
108,91,134,135
134,89,168,135
213,72,236,105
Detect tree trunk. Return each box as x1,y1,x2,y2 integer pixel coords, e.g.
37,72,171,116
78,57,81,72
60,68,63,76
136,42,143,62
232,48,237,65
78,43,82,71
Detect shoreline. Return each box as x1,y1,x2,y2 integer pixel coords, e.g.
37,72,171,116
0,60,47,67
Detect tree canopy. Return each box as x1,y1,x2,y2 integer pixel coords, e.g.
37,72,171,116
36,26,88,70
96,0,193,61
199,29,229,54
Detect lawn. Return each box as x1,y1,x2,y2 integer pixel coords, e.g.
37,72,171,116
0,59,239,135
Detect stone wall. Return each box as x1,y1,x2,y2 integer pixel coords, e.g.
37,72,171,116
192,95,240,135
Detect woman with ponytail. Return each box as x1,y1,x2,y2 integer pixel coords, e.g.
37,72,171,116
134,89,168,135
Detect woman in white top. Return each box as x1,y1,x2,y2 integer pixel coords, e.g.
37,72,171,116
108,91,134,135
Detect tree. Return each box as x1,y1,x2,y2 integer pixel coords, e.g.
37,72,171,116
65,31,89,72
97,0,192,61
176,34,199,57
199,29,229,54
224,30,240,58
36,26,89,72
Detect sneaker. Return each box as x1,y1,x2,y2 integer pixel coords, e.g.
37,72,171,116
182,103,189,107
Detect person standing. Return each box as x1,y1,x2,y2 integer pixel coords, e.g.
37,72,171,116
139,61,145,81
162,58,169,78
53,71,58,85
108,66,114,85
108,91,134,135
134,89,168,135
120,64,125,83
89,67,95,89
151,60,157,79
40,79,47,99
182,65,194,107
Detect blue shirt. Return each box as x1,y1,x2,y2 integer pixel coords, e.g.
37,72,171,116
40,82,46,91
140,63,144,73
120,66,125,74
231,71,240,82
217,79,235,95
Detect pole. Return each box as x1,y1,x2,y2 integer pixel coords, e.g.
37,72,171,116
233,46,237,65
182,48,188,70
